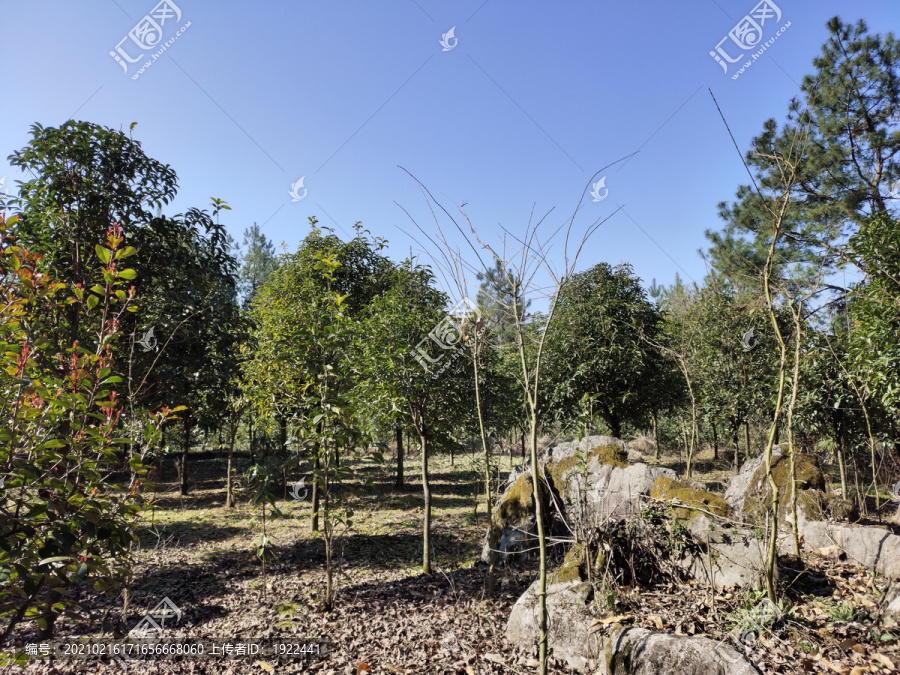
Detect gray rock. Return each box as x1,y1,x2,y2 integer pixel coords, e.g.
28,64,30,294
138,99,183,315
877,579,900,628
506,579,761,673
604,627,762,674
724,446,782,512
564,459,676,524
791,515,900,580
506,579,603,672
680,519,768,589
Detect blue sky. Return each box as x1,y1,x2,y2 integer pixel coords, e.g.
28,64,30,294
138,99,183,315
2,1,897,301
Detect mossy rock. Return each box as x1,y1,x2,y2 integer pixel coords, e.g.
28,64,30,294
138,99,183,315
795,489,859,523
650,476,731,522
493,473,536,528
551,544,587,583
545,443,628,491
743,453,826,521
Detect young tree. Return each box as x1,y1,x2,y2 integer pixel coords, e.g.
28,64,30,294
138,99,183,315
0,216,179,648
355,261,472,574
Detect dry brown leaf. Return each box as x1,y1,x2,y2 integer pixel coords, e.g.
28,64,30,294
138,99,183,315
648,614,665,630
592,614,630,625
482,653,505,664
465,668,475,675
849,667,870,675
255,661,275,673
873,653,896,670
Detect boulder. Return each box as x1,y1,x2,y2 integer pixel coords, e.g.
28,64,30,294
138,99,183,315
790,517,900,580
604,627,762,674
506,578,761,673
483,436,674,563
679,524,769,589
481,472,540,564
506,579,603,672
724,447,783,511
877,579,900,628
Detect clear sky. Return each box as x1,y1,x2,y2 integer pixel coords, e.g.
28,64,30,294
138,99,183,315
2,1,897,300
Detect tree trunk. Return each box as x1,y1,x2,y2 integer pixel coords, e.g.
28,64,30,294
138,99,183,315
652,410,660,463
311,451,320,533
521,428,526,461
180,417,192,496
732,422,741,474
609,417,622,440
395,426,404,490
711,420,719,461
835,417,848,500
744,422,752,460
420,431,432,574
225,413,238,508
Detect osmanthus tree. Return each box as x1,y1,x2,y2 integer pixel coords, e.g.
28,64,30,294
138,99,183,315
354,261,473,574
678,280,782,472
848,213,900,428
543,262,668,441
126,200,245,496
243,224,390,531
0,215,179,656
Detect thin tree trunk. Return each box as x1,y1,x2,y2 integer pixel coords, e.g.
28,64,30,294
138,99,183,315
395,425,404,490
732,422,741,474
652,410,660,463
745,422,752,460
180,417,192,496
473,326,498,596
421,431,432,574
712,420,719,461
786,304,803,556
225,412,239,508
311,450,320,533
835,419,848,500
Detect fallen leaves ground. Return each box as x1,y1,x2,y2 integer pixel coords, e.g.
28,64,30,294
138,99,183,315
6,447,900,674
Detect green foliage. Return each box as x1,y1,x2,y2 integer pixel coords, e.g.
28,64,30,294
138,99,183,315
545,262,667,438
0,215,178,648
238,223,278,309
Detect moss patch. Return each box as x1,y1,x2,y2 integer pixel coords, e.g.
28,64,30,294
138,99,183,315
551,543,587,584
743,453,826,522
650,476,731,522
493,473,535,528
796,489,859,523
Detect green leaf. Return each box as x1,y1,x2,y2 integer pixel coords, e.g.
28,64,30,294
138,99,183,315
94,245,111,265
86,295,99,311
118,269,137,280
